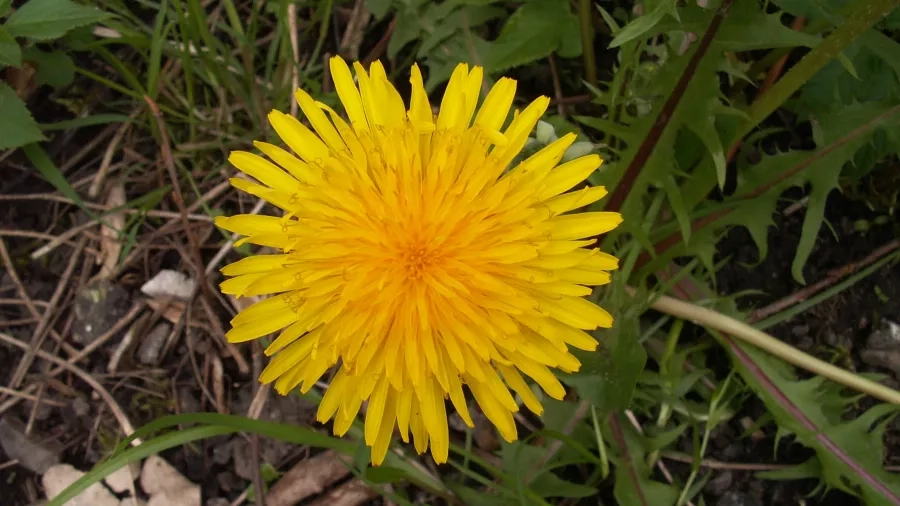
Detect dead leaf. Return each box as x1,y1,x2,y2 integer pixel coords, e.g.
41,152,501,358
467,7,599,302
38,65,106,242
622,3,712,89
145,298,186,326
98,183,126,279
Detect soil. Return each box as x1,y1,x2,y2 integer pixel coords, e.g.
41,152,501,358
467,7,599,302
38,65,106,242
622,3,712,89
701,186,900,506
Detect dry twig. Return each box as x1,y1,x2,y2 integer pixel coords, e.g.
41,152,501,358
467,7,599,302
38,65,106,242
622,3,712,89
0,331,141,445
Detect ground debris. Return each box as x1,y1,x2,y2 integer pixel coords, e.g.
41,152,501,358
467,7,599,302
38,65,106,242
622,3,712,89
140,270,196,301
137,322,171,365
72,279,131,345
264,450,354,506
104,461,141,494
306,479,378,506
140,455,200,506
861,320,900,377
0,417,61,474
42,464,118,506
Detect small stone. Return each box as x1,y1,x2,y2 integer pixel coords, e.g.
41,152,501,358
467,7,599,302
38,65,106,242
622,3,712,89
211,439,233,465
706,471,733,496
861,320,900,377
790,325,809,337
716,490,761,506
119,499,147,506
216,470,238,493
146,487,201,506
0,417,61,474
822,328,851,351
73,395,91,417
72,280,130,345
104,461,141,494
141,270,196,301
141,455,194,495
178,387,201,414
42,464,119,506
137,323,171,365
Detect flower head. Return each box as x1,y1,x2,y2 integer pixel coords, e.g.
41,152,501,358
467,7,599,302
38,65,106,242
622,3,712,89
216,57,622,465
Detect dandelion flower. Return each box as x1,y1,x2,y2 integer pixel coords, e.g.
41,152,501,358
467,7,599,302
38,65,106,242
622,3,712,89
216,56,623,466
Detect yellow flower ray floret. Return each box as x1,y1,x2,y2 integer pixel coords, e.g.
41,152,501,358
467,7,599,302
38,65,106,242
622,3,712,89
217,56,622,466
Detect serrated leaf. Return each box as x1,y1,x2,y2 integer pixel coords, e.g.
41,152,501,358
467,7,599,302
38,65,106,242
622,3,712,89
563,315,646,415
483,0,580,73
609,416,679,506
22,47,75,87
716,5,822,51
387,8,422,58
5,0,110,40
366,0,393,20
722,336,900,505
792,102,896,283
860,30,900,82
0,27,21,67
0,82,44,150
531,472,597,498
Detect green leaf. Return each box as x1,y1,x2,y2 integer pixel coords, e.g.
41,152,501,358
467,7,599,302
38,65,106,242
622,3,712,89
609,416,679,506
716,4,822,51
530,472,597,498
5,0,110,40
366,0,394,20
0,82,44,150
21,143,93,216
22,47,75,87
608,0,673,48
364,466,408,484
483,0,581,73
791,102,893,283
40,113,133,131
720,334,900,505
0,27,21,67
564,314,646,415
0,0,11,17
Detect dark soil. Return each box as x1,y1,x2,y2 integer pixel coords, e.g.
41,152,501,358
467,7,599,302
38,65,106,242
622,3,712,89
701,183,900,506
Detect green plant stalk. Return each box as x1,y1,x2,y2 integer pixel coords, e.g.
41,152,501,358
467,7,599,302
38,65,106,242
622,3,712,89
579,0,598,87
647,318,683,467
591,404,610,479
306,0,334,72
676,374,732,506
729,0,900,146
636,288,900,405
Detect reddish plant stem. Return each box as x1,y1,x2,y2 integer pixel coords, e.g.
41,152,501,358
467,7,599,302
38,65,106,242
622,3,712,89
663,276,900,505
607,412,650,506
604,0,735,213
638,104,900,270
749,238,900,322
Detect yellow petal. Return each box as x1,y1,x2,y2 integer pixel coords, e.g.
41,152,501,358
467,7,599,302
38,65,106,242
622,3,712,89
536,155,602,200
329,56,368,130
229,151,302,192
295,88,346,153
268,111,330,166
549,212,623,240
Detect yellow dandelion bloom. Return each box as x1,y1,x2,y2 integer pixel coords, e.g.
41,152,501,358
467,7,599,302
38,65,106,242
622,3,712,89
216,56,623,466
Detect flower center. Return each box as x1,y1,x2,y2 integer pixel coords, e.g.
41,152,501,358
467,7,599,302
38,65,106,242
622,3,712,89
399,244,440,280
